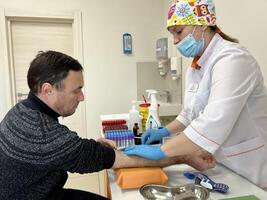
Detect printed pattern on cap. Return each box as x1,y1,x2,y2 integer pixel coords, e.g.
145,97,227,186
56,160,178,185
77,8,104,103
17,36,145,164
167,0,216,28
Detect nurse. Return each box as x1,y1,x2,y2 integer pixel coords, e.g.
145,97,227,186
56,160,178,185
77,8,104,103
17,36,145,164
124,0,267,190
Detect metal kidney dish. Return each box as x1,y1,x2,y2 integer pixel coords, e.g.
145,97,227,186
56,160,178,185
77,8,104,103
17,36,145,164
139,184,210,200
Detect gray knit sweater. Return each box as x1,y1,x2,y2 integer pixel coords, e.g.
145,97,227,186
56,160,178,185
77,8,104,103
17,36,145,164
0,93,115,200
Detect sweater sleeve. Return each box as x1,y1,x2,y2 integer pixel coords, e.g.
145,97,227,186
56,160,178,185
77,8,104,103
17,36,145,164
55,135,116,173
0,106,115,173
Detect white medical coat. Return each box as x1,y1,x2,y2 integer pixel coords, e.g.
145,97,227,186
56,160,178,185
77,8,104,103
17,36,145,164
176,33,267,189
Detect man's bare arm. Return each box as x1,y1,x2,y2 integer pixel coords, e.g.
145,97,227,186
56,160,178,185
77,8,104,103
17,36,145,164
112,150,186,169
112,149,216,171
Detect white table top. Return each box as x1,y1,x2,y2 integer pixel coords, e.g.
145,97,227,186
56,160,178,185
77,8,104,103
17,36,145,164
108,164,267,200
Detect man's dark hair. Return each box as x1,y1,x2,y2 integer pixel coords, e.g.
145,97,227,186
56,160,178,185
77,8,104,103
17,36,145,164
27,50,83,94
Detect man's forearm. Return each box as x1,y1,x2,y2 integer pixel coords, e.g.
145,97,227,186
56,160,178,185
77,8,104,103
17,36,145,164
112,150,186,169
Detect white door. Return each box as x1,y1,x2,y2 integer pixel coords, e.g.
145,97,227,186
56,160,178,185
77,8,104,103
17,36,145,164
7,18,87,139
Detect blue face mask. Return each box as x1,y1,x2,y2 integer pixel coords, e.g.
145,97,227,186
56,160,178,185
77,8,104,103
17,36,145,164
176,28,205,58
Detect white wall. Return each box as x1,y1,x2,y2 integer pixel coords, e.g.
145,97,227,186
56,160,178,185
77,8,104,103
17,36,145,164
214,0,267,85
82,1,165,138
0,0,165,138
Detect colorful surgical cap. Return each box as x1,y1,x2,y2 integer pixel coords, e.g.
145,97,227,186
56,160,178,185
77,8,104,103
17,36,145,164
167,0,216,28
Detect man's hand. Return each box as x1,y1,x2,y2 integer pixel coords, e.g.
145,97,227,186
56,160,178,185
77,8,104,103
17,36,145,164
184,150,216,171
97,138,117,149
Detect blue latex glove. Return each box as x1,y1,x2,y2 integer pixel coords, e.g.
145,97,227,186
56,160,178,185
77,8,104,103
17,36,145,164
141,127,170,145
123,145,166,160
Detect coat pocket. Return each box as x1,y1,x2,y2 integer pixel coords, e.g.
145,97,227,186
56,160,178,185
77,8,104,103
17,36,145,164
222,137,267,185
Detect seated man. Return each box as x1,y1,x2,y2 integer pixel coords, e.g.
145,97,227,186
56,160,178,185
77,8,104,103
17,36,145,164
0,51,215,200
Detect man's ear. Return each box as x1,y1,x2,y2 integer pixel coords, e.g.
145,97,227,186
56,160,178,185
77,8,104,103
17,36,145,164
40,82,53,96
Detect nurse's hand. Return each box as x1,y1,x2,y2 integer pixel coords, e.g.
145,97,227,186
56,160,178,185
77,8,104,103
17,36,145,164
141,127,170,144
184,150,216,171
123,145,166,160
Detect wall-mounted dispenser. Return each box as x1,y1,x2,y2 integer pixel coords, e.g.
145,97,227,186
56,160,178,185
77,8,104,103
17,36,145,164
155,37,182,80
123,33,132,54
156,38,168,60
156,38,168,76
170,56,182,80
158,59,169,76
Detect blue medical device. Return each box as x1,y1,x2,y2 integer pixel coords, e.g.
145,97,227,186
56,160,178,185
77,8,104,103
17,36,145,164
184,171,229,194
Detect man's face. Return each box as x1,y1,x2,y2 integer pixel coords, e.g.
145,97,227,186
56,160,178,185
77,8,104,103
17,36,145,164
52,70,84,117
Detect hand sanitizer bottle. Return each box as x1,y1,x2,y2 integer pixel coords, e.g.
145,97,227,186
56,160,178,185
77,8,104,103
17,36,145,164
145,89,161,130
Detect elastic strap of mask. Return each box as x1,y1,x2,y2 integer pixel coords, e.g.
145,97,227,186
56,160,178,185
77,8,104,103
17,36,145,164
191,26,204,70
201,29,205,37
192,26,196,35
192,26,205,39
